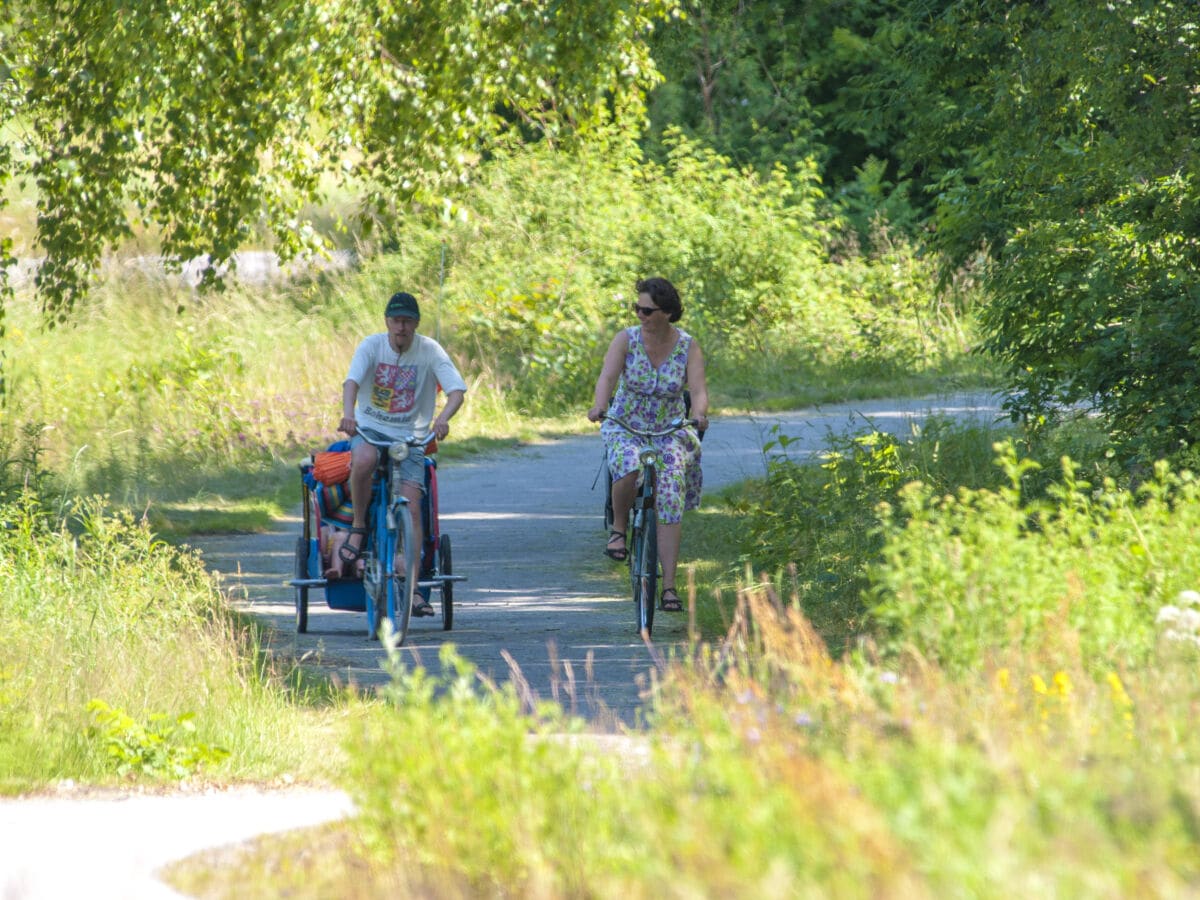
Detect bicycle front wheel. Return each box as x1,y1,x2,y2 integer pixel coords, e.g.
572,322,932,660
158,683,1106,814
388,503,418,646
630,508,658,637
603,463,615,534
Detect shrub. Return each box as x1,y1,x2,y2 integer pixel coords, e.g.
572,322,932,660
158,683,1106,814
869,445,1200,674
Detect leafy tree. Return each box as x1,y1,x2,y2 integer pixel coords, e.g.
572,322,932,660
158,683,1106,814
644,0,922,221
0,0,677,322
862,0,1200,462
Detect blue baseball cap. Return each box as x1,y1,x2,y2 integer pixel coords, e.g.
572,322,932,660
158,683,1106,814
385,291,420,320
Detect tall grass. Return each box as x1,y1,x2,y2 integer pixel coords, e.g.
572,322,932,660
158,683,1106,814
0,491,342,791
871,448,1200,674
237,581,1200,897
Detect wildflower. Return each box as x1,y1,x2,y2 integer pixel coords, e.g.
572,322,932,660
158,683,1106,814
1177,590,1200,607
1157,595,1200,646
1156,605,1182,625
1031,674,1048,695
1052,672,1071,697
1106,672,1132,709
995,668,1011,692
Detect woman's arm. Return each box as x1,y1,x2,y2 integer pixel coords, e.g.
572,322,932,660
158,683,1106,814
686,340,709,431
587,330,630,421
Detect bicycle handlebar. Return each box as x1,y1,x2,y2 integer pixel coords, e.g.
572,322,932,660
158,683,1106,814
358,431,438,451
599,413,700,439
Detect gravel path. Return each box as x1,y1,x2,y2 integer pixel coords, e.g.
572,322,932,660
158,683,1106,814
1,391,1000,898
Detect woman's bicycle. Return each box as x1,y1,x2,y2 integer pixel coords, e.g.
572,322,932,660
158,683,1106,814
599,413,700,637
291,432,464,645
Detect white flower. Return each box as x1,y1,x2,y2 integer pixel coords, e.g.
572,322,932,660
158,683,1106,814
1157,605,1182,625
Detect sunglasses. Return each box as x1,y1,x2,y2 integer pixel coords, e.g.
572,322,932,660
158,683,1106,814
632,303,662,316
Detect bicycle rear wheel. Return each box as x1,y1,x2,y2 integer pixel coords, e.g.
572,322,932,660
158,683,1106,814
630,507,658,637
294,536,310,634
439,533,454,631
388,503,417,646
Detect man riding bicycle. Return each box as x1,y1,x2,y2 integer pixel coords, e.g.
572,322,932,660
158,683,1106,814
331,290,467,617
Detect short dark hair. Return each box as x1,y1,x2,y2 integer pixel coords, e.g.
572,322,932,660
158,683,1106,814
635,277,682,323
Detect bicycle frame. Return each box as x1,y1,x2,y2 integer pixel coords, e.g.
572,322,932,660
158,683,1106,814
359,432,430,644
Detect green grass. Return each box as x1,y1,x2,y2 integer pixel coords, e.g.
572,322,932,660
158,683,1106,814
0,495,352,793
164,620,1200,898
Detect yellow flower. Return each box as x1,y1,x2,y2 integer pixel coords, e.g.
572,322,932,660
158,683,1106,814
1053,671,1071,697
1106,672,1132,708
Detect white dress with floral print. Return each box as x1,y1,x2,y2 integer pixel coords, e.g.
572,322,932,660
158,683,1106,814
601,326,702,524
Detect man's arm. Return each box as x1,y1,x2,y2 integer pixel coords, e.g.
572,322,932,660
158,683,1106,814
339,379,360,436
432,389,465,440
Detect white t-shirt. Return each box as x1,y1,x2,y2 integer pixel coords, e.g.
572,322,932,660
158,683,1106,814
346,332,467,440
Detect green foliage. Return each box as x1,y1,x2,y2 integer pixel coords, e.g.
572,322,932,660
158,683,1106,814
0,488,322,787
870,445,1200,674
87,700,229,780
325,585,1200,896
633,131,828,354
0,418,55,504
417,133,978,414
346,645,621,894
1,0,678,320
644,1,912,189
734,416,1006,648
866,0,1200,462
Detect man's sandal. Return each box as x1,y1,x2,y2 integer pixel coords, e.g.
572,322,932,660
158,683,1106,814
605,530,628,561
660,588,683,612
412,598,436,617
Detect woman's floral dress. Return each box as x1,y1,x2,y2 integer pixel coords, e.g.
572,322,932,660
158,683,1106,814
601,326,702,524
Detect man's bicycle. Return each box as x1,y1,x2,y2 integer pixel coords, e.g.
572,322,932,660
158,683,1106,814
291,433,465,644
599,414,700,637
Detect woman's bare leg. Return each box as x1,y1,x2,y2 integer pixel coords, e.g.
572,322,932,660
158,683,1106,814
607,471,637,555
657,521,681,592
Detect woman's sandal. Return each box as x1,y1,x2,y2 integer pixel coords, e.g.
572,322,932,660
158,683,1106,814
660,588,683,612
605,530,628,561
327,526,368,579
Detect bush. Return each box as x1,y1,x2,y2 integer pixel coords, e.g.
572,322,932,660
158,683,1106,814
869,445,1200,674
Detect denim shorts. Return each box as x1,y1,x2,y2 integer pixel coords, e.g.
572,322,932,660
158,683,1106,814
351,434,426,493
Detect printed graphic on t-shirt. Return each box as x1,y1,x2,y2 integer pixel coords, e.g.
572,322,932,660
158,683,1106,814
370,363,416,413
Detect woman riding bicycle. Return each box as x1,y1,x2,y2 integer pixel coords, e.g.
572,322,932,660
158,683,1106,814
587,277,709,612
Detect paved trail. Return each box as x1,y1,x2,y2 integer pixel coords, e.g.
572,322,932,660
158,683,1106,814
1,391,1000,899
200,391,1002,726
